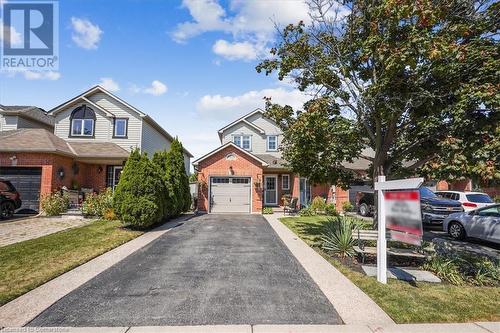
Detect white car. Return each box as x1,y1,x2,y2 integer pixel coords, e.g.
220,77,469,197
443,204,500,244
435,191,494,211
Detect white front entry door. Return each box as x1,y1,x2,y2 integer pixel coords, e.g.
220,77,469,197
264,175,278,205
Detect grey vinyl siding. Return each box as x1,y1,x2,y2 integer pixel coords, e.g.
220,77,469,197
0,115,18,131
53,92,142,152
221,114,282,157
141,121,171,157
17,116,53,131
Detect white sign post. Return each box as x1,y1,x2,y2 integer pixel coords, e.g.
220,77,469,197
374,177,424,284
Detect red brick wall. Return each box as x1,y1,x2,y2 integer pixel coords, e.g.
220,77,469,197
0,152,108,199
196,146,264,213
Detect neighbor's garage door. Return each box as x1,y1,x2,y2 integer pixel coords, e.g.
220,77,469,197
210,177,251,213
0,167,42,213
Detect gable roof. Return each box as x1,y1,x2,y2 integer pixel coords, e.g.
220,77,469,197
192,142,269,167
217,108,267,141
48,85,193,158
0,105,54,127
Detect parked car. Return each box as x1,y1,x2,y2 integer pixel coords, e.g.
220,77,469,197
435,190,494,211
356,191,374,217
0,178,22,219
355,187,463,223
420,187,463,224
443,204,500,244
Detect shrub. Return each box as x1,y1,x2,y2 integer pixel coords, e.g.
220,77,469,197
155,138,192,217
321,216,356,258
299,206,316,216
342,201,354,212
423,253,500,286
103,208,117,221
310,196,326,213
40,192,69,216
81,188,113,218
262,207,274,214
114,149,167,228
324,203,338,216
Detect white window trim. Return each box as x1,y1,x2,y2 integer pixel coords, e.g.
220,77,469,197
232,134,252,151
71,118,94,136
267,135,278,151
114,118,127,137
282,174,290,190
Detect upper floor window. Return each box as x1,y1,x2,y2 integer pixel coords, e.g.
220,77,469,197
267,135,278,151
113,118,128,138
70,105,95,137
233,135,251,150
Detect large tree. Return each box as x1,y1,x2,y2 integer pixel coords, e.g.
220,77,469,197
257,0,499,186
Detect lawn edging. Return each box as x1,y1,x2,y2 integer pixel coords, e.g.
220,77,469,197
263,214,394,325
0,214,192,327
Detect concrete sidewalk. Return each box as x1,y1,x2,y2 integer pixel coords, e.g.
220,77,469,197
264,214,393,325
1,323,499,332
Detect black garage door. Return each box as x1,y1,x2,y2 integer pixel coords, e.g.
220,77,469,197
0,167,42,213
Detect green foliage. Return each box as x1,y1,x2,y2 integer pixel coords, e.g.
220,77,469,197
324,203,338,216
40,192,69,216
310,196,326,213
423,253,500,286
113,149,167,228
81,188,113,218
157,139,192,217
299,206,317,216
189,172,198,182
257,0,499,184
342,201,354,212
262,207,274,214
321,216,356,258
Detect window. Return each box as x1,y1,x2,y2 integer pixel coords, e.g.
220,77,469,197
477,206,500,218
267,135,278,151
70,105,95,137
466,193,493,203
113,118,128,138
282,174,290,190
233,135,251,150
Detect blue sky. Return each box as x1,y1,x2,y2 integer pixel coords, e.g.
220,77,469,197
0,0,312,159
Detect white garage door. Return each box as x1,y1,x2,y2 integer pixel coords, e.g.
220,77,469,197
210,177,251,213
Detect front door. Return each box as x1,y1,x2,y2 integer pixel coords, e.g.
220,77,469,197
264,175,278,206
111,166,122,190
299,177,311,207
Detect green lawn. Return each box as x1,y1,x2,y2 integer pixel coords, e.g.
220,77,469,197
281,216,500,323
0,220,143,306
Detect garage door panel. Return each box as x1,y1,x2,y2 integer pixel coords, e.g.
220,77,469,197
210,177,251,213
0,167,42,213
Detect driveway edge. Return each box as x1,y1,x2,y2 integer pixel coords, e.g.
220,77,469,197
0,215,193,327
264,214,394,325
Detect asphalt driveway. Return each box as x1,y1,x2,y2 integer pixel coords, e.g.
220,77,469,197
29,214,341,326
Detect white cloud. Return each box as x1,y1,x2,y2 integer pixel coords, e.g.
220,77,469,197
130,80,168,96
196,87,308,120
71,17,103,49
22,71,61,80
98,77,120,92
0,19,22,47
173,0,312,60
212,39,260,61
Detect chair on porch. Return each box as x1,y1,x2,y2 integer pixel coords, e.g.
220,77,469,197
284,197,298,215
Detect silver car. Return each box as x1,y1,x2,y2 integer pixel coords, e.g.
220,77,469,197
442,204,500,244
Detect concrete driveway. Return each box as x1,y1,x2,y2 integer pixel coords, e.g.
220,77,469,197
29,214,341,326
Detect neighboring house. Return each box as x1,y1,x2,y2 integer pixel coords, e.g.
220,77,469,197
193,109,354,213
0,86,193,213
0,105,54,132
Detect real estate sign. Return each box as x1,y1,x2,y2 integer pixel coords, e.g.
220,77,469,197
384,190,423,245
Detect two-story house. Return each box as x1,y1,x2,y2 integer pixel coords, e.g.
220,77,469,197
193,109,347,213
0,86,192,213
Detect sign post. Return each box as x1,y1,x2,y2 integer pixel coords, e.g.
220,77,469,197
374,177,424,284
